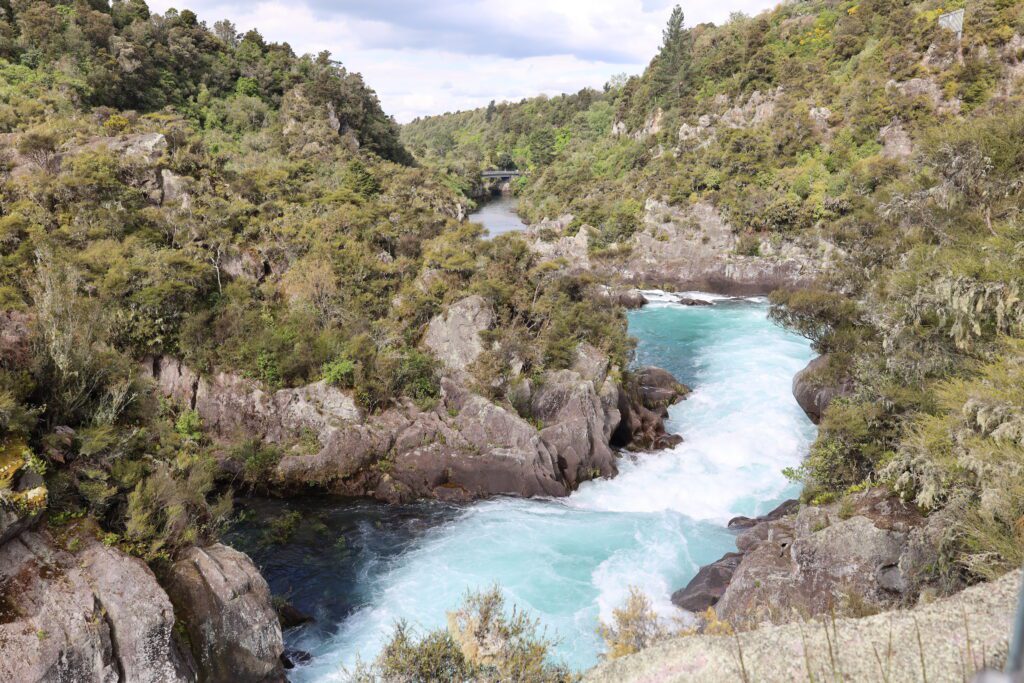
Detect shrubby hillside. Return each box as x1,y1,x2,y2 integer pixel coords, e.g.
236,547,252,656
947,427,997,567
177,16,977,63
0,0,630,563
404,0,1024,586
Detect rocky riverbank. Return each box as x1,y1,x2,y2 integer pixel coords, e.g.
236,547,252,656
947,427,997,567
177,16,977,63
588,568,1021,683
141,295,688,504
526,198,834,295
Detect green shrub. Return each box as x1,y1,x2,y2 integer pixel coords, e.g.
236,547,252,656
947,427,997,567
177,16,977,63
351,587,572,682
321,356,356,388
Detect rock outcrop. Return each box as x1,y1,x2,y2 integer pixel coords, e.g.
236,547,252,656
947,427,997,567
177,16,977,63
792,354,852,424
586,568,1021,683
529,198,827,295
670,552,743,613
142,347,685,503
613,366,690,450
0,528,194,683
670,489,926,628
165,544,285,683
422,294,494,377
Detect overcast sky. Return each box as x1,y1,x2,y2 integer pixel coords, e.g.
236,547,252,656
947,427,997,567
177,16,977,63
147,0,778,122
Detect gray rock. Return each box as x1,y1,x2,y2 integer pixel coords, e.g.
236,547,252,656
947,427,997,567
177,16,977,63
635,366,690,411
142,348,672,502
715,489,925,627
792,354,853,424
83,132,168,163
879,120,913,160
143,356,360,444
422,295,494,377
670,552,743,612
160,169,192,209
585,569,1021,683
532,198,825,295
532,369,619,487
612,288,648,309
727,499,800,530
0,530,194,683
165,543,284,683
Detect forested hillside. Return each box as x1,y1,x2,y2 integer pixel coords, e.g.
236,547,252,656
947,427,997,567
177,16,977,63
0,0,630,565
404,0,1024,586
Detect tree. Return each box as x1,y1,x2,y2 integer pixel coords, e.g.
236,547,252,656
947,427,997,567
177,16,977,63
652,5,694,109
213,19,239,47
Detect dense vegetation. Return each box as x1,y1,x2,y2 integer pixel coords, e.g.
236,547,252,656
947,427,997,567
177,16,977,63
404,0,1024,586
0,0,630,565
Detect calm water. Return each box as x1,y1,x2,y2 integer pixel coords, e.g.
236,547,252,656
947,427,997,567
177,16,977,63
229,291,816,679
469,194,529,237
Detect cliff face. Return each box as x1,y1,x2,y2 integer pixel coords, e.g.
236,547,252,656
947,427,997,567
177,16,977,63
140,312,688,504
527,198,831,295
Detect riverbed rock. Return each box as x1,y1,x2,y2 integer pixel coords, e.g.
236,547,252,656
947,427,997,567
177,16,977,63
165,543,285,683
611,288,648,309
707,488,926,627
612,366,688,451
586,568,1021,683
0,528,194,683
670,552,743,612
792,354,853,424
422,295,494,377
531,369,619,487
635,366,690,411
727,498,800,530
676,297,713,306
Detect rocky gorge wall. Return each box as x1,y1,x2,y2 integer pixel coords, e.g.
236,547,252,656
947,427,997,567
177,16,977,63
526,198,832,296
140,295,688,504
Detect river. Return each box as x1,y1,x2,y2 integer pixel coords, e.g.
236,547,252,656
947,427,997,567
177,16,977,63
227,290,816,679
469,193,529,237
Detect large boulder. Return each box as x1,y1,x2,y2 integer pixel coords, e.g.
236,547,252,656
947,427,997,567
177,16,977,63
612,366,689,451
165,544,285,683
531,369,620,487
792,354,852,424
634,367,690,411
142,356,360,444
704,488,925,627
0,529,194,683
422,295,494,377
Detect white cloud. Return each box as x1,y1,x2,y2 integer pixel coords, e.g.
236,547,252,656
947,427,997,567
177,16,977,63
147,0,778,121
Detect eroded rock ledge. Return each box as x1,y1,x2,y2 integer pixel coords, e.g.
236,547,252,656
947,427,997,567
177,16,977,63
526,199,832,295
588,568,1020,683
671,489,936,628
141,345,687,504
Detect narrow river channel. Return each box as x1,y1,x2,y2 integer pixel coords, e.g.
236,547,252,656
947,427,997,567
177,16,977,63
228,289,816,679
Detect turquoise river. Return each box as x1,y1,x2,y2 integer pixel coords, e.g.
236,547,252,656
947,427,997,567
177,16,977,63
228,290,818,679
